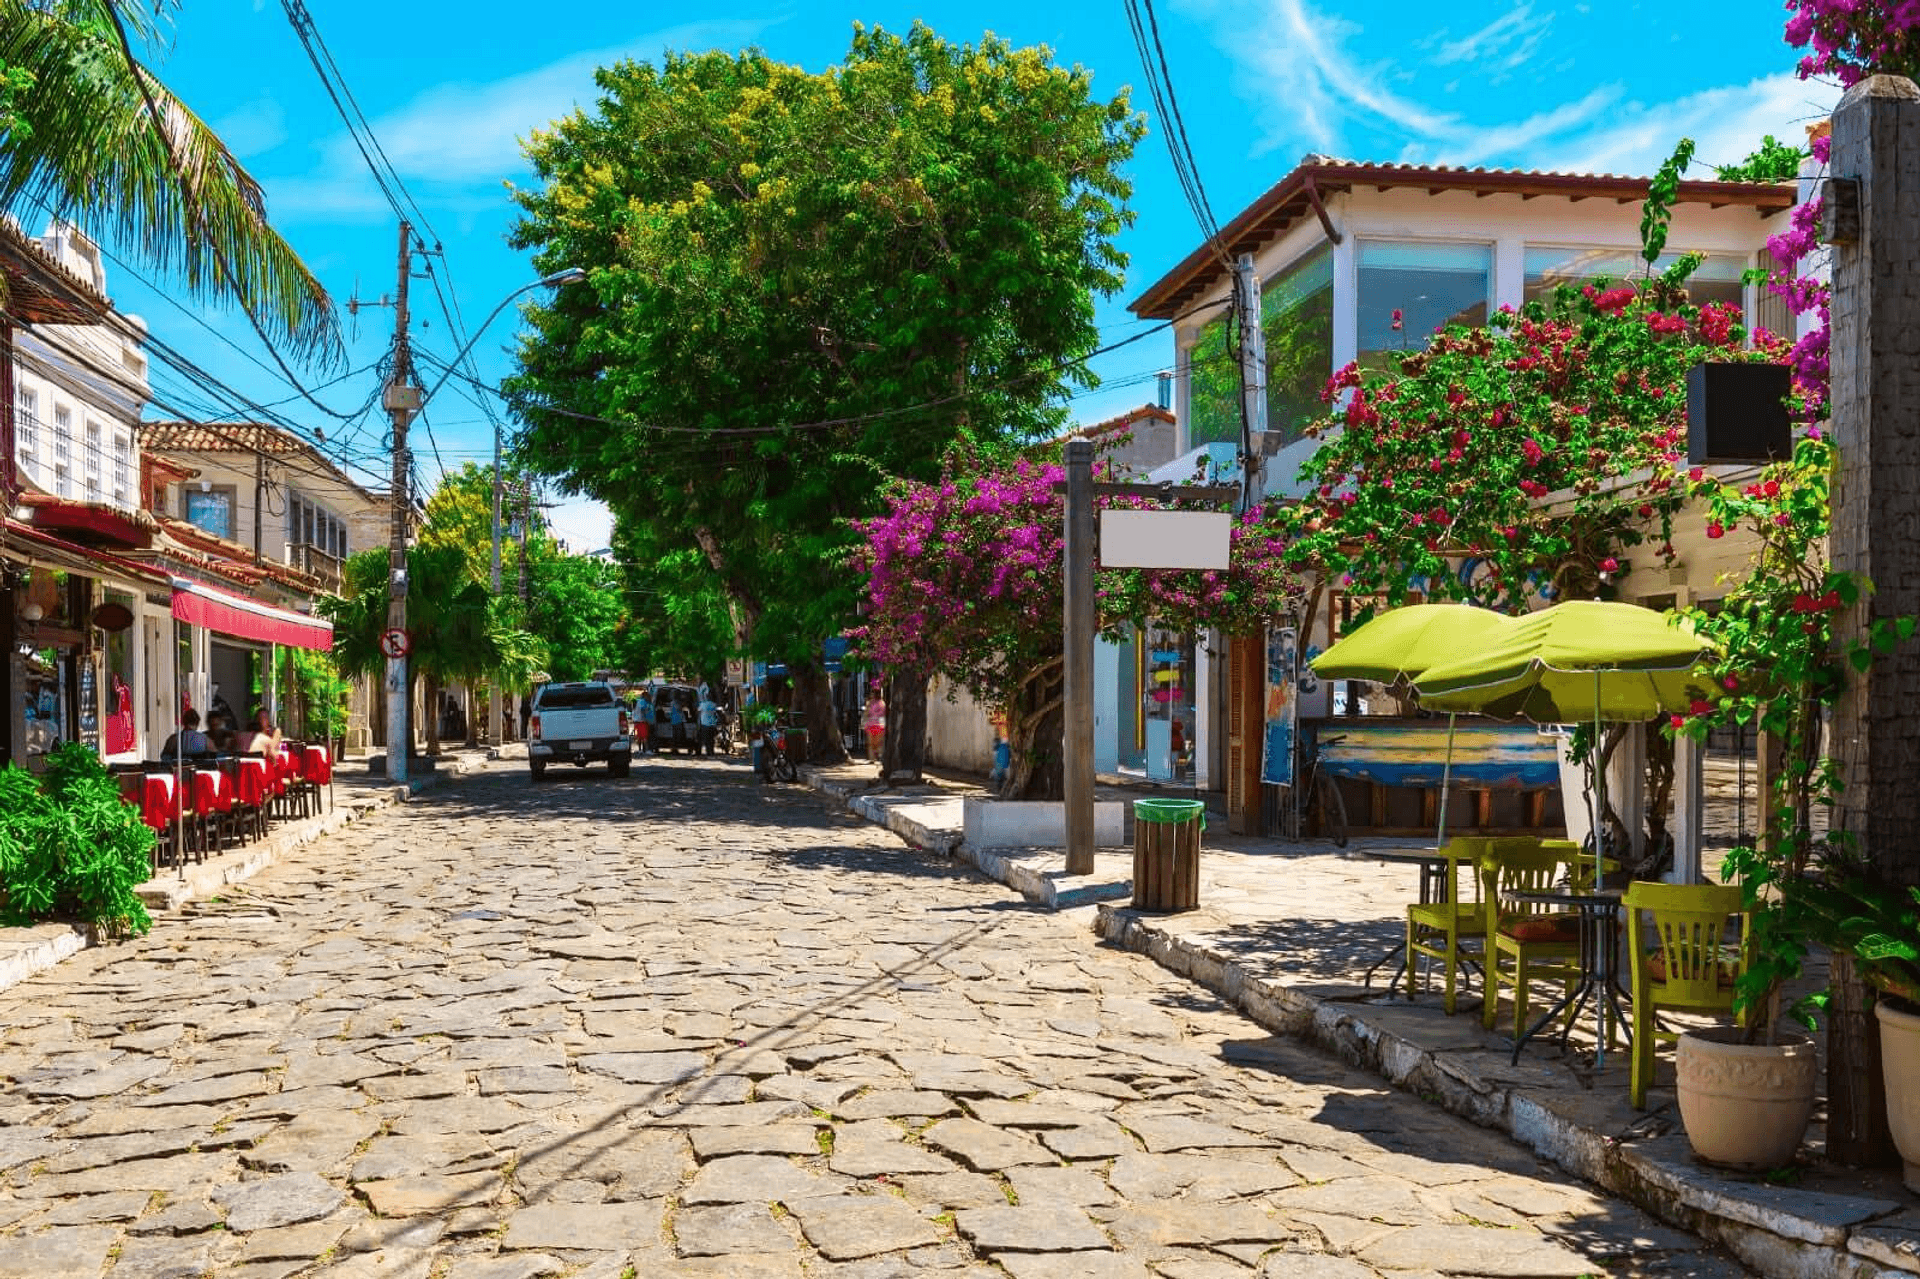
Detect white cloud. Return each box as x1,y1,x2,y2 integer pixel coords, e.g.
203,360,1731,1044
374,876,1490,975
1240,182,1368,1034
264,18,777,225
1430,5,1553,68
1544,72,1838,177
1196,0,1836,177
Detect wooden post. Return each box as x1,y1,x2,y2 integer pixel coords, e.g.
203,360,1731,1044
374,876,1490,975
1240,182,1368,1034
1825,74,1920,1165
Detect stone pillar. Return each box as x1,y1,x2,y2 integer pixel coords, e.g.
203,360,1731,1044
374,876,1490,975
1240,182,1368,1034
1825,73,1920,1165
1670,733,1703,884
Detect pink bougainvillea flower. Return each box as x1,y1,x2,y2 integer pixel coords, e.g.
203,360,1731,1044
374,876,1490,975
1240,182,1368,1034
1689,699,1713,716
1669,713,1686,729
1390,307,1404,331
1599,556,1619,573
1706,521,1725,539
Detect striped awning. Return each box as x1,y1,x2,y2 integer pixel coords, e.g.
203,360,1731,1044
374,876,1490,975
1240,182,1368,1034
170,578,332,651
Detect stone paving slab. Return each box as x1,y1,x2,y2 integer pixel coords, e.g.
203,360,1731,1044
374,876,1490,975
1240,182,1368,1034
806,758,1919,1279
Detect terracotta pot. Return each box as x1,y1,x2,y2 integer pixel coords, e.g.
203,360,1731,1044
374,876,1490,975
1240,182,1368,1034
1877,999,1920,1193
1676,1026,1818,1170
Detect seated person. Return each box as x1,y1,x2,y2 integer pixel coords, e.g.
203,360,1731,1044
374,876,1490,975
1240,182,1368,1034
236,708,282,757
160,709,214,760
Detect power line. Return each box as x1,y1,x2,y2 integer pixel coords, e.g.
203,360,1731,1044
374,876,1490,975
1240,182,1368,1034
414,300,1224,439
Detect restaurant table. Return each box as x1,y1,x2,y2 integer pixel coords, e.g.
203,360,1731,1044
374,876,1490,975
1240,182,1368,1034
1357,843,1488,994
1499,885,1629,1067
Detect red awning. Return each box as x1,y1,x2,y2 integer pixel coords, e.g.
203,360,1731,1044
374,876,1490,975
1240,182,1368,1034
170,578,333,651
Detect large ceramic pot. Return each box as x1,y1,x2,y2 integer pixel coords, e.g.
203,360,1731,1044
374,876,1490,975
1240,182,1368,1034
1676,1026,1818,1169
1877,999,1920,1193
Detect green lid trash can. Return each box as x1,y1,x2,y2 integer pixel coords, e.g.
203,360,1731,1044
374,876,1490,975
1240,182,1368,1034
1132,798,1204,912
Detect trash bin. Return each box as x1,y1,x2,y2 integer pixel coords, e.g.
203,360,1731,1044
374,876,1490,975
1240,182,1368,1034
1132,798,1204,912
782,727,809,765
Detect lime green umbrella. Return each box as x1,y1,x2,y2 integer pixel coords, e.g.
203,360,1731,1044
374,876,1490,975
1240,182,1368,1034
1311,604,1515,850
1412,601,1714,723
1413,599,1711,1062
1310,603,1515,684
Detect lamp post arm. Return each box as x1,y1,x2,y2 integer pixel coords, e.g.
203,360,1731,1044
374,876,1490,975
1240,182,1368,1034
416,267,583,414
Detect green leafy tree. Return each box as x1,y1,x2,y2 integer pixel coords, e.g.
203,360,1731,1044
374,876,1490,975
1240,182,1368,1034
505,21,1143,758
0,1,337,357
321,544,530,755
525,552,625,682
608,515,736,685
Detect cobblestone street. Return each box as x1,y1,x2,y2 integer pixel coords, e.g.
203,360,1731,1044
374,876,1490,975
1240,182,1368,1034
1,755,1749,1278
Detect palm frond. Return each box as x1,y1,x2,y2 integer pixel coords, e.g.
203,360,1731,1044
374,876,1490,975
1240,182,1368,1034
0,0,341,362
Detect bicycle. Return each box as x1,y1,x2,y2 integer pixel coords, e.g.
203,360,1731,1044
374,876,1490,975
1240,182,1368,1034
757,724,798,783
1285,732,1349,847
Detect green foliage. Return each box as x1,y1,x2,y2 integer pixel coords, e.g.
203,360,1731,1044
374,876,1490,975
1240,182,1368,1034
1713,135,1808,184
0,0,338,358
505,21,1143,668
1670,435,1920,1032
526,553,626,681
1640,137,1697,265
291,647,350,743
319,543,523,687
0,747,153,937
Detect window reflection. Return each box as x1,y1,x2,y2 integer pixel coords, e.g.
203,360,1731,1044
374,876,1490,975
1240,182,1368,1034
1357,241,1491,370
1523,247,1746,314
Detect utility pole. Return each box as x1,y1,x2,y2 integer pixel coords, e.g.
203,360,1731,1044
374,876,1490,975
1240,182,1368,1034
489,425,503,745
1062,438,1096,875
380,221,418,783
1235,253,1269,508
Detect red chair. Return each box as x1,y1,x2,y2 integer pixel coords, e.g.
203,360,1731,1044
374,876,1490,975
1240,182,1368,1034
299,744,331,814
233,756,270,841
188,765,230,861
136,772,181,869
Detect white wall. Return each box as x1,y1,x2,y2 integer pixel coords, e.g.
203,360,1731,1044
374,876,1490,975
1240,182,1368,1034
927,675,996,776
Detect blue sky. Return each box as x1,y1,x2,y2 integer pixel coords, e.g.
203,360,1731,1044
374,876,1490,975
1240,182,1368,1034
89,0,1837,551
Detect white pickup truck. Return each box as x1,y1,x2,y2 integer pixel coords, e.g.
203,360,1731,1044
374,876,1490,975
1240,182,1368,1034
527,681,632,781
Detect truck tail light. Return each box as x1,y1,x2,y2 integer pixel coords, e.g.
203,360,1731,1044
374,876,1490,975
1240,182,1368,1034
529,714,541,741
618,708,631,735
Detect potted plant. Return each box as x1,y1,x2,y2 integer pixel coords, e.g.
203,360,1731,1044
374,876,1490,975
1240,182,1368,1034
1791,853,1920,1189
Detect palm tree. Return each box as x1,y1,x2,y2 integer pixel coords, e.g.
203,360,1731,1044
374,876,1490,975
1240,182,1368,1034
0,1,338,359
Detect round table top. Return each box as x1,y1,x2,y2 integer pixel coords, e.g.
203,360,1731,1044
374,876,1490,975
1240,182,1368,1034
1502,885,1624,908
1357,845,1483,866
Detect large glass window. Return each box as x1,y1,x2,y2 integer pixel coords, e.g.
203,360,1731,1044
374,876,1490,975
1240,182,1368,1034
1186,245,1337,448
1357,241,1491,369
1524,247,1747,313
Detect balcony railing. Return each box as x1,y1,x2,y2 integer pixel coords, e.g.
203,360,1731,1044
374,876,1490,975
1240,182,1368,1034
289,541,344,590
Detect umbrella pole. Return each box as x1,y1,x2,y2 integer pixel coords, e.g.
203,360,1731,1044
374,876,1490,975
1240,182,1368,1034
1436,713,1456,850
1592,672,1607,1064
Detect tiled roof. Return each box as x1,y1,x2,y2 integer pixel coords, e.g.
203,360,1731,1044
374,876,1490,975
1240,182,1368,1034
1129,156,1798,320
1076,404,1175,437
141,421,315,455
0,220,109,324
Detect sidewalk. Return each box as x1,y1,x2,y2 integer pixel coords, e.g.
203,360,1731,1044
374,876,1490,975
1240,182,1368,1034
804,760,1920,1279
0,750,485,997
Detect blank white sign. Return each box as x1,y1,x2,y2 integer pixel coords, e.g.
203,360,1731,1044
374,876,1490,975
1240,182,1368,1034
1099,509,1231,570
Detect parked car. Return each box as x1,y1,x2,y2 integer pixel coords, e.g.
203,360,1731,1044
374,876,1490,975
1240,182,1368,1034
646,684,702,754
527,681,632,781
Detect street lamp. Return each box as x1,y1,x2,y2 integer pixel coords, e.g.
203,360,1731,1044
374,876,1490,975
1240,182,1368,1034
415,265,584,752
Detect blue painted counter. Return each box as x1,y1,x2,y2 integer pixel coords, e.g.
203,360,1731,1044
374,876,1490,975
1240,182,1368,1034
1310,720,1563,790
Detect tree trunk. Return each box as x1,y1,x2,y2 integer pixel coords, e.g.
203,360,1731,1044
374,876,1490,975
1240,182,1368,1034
423,672,442,758
1000,656,1065,800
882,670,929,786
463,681,480,749
790,659,846,765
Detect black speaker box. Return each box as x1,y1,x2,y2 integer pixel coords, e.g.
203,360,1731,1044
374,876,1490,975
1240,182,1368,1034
1686,362,1793,466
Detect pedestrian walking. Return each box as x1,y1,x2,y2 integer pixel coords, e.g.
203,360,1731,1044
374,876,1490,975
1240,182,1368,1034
697,692,720,756
863,691,887,764
636,689,655,753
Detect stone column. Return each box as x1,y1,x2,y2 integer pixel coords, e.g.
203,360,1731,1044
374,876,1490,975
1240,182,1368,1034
1825,73,1920,1165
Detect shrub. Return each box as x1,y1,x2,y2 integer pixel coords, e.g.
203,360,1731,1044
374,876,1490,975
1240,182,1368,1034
0,746,153,938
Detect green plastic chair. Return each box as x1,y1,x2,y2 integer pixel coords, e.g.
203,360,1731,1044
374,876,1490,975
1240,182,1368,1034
1624,881,1749,1109
1405,837,1491,1014
1480,841,1584,1039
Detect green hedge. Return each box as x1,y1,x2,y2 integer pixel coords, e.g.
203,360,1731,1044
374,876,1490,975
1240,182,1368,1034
0,744,154,937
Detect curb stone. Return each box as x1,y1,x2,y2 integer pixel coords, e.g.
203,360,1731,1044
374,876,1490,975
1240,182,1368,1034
804,763,1920,1279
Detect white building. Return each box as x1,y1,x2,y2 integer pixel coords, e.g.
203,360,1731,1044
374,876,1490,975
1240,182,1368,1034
10,222,147,510
1127,157,1797,835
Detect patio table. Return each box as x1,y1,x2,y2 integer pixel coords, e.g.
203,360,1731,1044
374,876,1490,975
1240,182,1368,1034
1355,842,1487,993
1500,884,1630,1067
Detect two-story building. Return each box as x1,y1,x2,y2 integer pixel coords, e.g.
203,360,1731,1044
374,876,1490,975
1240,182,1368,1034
1127,156,1798,853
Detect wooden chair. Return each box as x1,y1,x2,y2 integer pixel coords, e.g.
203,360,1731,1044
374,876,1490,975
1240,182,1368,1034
1624,881,1749,1109
1405,837,1491,1014
1480,841,1584,1039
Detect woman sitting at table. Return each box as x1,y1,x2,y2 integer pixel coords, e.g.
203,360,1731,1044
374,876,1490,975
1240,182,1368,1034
236,708,283,757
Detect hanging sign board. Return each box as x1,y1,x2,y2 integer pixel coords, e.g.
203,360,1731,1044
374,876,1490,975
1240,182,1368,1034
1098,510,1231,570
1261,626,1298,788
